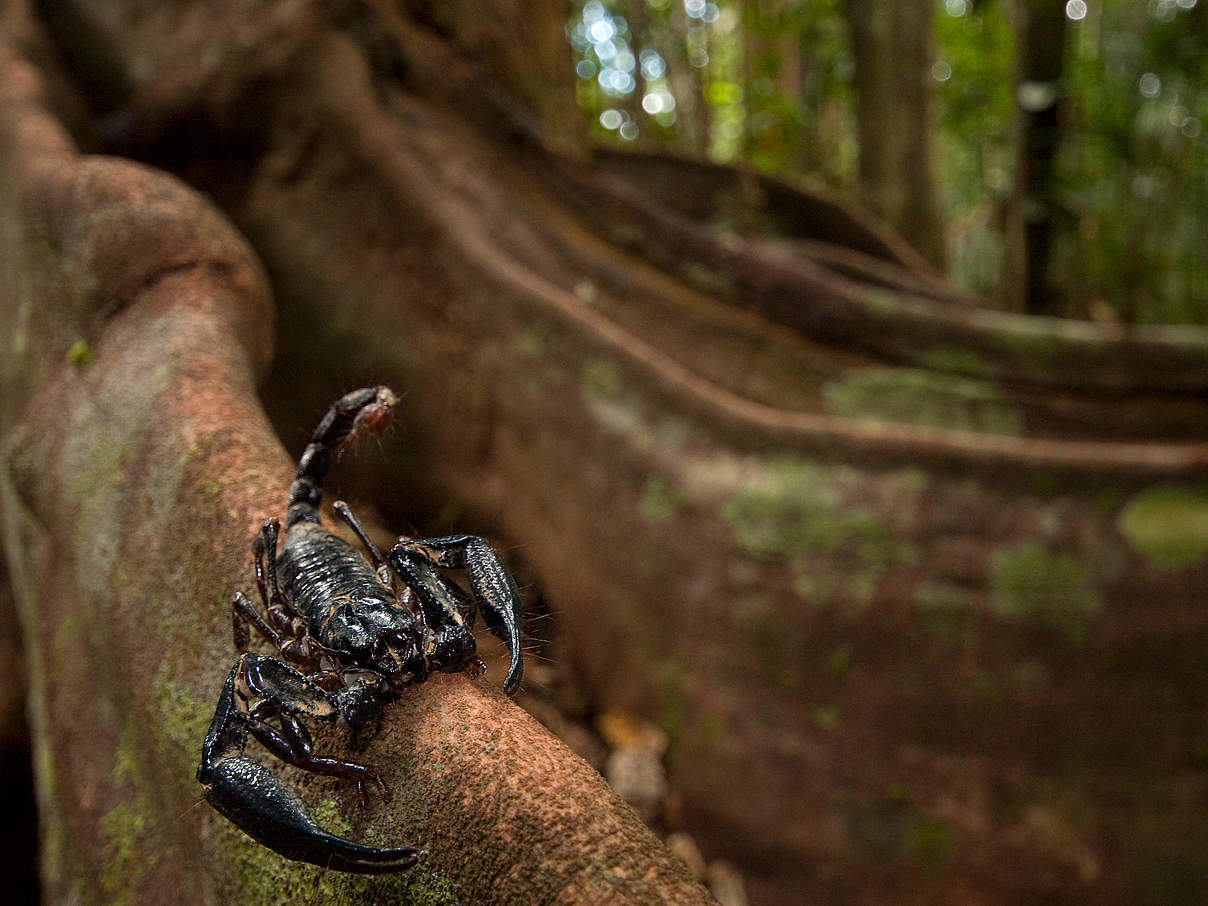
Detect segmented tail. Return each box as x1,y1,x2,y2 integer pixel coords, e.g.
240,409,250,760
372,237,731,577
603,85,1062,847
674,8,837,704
286,386,397,527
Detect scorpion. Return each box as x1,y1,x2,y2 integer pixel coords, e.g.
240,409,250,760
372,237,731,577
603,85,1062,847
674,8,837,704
197,387,523,872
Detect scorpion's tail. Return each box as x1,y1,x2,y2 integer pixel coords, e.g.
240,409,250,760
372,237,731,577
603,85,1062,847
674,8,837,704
287,387,397,527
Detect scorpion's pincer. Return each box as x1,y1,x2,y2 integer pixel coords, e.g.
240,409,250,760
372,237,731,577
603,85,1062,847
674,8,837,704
200,756,417,873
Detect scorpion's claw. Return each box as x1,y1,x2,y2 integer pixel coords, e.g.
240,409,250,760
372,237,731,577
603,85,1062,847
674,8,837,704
202,756,417,873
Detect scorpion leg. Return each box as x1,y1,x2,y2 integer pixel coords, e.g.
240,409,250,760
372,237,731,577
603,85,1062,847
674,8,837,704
389,534,523,695
253,518,304,627
231,590,286,651
198,653,415,873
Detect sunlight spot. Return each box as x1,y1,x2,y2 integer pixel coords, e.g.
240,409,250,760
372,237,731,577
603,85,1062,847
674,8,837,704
588,19,615,43
640,48,667,80
1149,0,1178,21
945,0,968,15
576,59,597,79
1017,81,1059,112
619,121,639,141
1138,72,1161,99
931,60,953,82
1065,0,1087,20
600,109,623,130
599,68,636,95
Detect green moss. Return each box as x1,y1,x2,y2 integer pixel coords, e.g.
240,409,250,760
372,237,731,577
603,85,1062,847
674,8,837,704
678,262,737,299
99,803,146,905
811,704,841,732
720,456,915,609
920,345,991,376
844,794,954,875
1117,483,1208,570
827,644,854,676
210,802,458,906
822,367,1023,436
864,288,900,318
907,817,954,875
67,339,94,368
514,331,544,360
989,543,1102,642
580,358,623,398
573,279,598,303
638,476,682,520
655,660,689,764
152,663,212,761
913,581,974,643
1028,471,1062,498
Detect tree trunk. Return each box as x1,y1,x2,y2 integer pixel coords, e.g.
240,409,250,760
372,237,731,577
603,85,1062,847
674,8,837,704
843,0,946,267
1003,0,1068,313
0,11,714,905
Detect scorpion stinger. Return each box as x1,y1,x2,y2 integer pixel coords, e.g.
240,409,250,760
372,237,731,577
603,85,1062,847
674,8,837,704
197,386,525,872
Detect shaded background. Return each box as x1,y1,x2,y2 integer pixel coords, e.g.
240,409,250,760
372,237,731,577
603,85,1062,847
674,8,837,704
2,1,1208,904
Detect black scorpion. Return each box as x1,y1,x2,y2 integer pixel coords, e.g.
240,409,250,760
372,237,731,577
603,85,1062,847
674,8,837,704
197,387,523,872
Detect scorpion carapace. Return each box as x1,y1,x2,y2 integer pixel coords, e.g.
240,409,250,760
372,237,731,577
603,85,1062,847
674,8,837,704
197,386,524,872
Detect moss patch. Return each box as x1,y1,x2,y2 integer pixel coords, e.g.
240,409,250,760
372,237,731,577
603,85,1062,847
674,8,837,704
580,358,623,398
822,367,1023,436
1117,483,1208,570
843,794,953,875
913,581,974,644
67,339,94,368
720,456,915,609
920,345,991,376
638,476,683,520
99,802,150,906
989,543,1102,642
152,663,213,764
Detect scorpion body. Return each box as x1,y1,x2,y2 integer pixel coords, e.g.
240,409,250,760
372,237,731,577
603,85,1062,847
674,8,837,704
197,387,523,872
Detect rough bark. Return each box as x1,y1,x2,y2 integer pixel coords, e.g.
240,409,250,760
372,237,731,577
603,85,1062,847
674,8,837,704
0,20,713,906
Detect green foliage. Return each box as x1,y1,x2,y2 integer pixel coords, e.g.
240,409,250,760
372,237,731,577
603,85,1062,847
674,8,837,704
565,0,1208,324
933,1,1014,295
1054,0,1208,322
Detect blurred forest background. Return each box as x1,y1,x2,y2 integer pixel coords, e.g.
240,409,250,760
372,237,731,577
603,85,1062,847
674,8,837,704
568,0,1208,322
3,1,1208,906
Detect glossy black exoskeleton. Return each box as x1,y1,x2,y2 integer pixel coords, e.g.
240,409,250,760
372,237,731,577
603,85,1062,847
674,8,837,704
197,387,523,872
